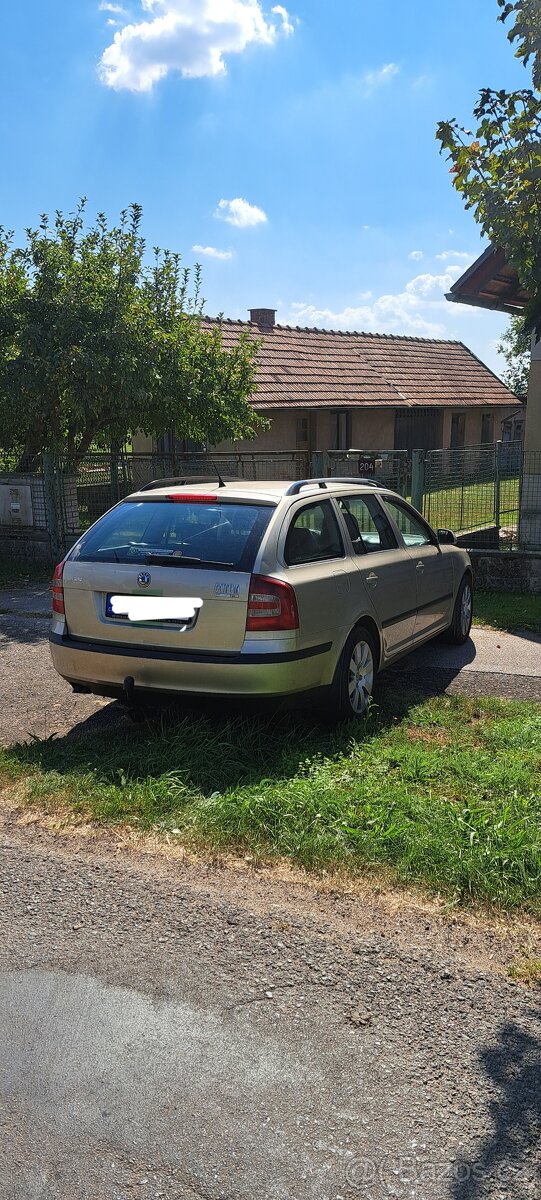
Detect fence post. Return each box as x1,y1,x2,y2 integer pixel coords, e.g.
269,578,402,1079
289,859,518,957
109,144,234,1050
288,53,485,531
311,451,329,478
411,449,425,513
42,453,63,561
494,439,502,537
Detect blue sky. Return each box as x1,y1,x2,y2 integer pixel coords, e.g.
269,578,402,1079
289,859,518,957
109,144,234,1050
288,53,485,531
0,0,529,374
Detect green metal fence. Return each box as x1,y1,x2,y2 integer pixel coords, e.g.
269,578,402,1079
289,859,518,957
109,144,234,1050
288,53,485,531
2,442,540,561
422,441,530,550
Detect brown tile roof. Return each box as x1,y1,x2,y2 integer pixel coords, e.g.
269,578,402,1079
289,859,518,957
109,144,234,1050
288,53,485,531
207,318,517,410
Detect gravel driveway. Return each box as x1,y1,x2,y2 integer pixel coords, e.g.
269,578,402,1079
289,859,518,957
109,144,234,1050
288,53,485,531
1,814,540,1200
0,585,540,744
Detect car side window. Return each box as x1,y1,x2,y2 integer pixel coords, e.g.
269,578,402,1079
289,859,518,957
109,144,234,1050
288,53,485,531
285,500,344,565
337,495,397,555
382,498,433,548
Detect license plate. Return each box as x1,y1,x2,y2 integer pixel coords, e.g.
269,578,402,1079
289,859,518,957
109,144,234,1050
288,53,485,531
106,593,126,618
105,593,201,626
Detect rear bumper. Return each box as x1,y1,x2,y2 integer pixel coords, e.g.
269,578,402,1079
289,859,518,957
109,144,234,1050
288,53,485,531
49,631,334,700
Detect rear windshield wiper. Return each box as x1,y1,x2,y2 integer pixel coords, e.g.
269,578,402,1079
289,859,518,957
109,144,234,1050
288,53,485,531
144,553,234,568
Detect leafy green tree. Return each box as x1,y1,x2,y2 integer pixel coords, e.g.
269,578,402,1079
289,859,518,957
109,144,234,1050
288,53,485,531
436,0,541,332
499,1,541,87
497,314,531,395
0,201,264,468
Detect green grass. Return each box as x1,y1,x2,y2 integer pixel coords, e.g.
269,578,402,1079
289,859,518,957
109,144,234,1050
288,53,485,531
1,694,540,912
474,591,541,636
508,957,541,987
424,477,519,534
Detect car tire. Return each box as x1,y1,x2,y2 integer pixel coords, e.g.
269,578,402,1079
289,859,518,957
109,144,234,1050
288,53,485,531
444,574,473,645
328,623,378,722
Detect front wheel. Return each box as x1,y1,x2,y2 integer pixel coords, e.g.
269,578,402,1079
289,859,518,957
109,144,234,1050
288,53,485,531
328,624,378,722
444,575,473,645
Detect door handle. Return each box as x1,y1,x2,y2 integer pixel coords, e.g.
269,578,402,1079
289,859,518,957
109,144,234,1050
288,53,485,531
365,572,378,584
416,561,425,571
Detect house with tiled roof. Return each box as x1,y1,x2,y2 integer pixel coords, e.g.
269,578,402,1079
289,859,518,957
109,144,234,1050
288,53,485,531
135,306,521,457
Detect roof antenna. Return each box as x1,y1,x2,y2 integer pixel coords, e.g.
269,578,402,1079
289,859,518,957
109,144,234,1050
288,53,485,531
212,460,226,488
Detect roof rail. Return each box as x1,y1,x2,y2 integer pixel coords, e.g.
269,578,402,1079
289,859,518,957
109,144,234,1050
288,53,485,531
285,476,382,496
139,475,234,492
284,479,329,496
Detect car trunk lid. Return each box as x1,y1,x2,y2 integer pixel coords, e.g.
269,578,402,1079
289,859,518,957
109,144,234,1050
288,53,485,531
62,496,274,654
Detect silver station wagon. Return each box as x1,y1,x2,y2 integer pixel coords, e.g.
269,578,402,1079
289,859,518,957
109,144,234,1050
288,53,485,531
49,477,473,720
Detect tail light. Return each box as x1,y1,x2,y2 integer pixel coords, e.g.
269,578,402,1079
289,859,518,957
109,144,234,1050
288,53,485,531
246,575,299,632
51,561,65,615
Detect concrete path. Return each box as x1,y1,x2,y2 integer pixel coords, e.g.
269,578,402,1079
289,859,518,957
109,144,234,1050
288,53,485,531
384,625,541,702
389,625,541,679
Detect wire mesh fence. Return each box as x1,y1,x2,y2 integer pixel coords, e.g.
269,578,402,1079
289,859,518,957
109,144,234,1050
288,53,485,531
1,442,540,559
72,450,310,532
422,442,527,549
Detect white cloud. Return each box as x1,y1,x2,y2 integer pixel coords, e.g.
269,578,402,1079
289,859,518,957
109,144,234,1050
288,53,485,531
435,250,472,263
408,250,423,261
215,197,267,228
281,267,466,340
99,0,295,92
99,2,127,12
271,4,294,35
192,244,233,260
362,62,399,92
405,267,463,298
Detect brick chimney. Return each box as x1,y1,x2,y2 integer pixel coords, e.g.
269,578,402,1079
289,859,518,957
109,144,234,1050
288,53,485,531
249,307,276,328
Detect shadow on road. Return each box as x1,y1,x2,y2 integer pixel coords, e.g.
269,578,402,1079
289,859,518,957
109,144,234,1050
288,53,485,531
450,1002,541,1198
0,614,51,647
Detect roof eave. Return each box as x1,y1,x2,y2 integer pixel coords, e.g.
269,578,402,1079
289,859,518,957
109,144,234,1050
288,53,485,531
445,291,526,317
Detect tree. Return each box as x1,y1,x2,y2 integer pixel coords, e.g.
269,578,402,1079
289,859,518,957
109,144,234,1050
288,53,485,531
0,201,265,468
499,1,541,88
497,314,531,395
436,0,541,333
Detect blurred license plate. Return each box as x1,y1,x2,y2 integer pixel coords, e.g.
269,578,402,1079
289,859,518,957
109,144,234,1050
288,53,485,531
106,593,128,618
105,593,200,625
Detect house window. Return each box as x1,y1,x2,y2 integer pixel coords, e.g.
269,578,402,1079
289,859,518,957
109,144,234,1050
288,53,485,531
480,414,494,444
296,417,309,449
450,413,466,449
334,411,351,451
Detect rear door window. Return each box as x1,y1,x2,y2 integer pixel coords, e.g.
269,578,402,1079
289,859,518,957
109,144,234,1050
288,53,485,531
285,500,344,565
69,499,274,572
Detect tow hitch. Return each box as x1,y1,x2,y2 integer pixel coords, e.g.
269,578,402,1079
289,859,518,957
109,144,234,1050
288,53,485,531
122,675,146,723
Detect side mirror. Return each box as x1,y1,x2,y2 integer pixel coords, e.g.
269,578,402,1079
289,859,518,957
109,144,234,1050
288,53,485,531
437,528,457,545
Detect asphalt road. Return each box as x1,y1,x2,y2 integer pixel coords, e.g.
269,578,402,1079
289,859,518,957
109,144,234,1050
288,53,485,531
1,814,540,1200
0,586,540,745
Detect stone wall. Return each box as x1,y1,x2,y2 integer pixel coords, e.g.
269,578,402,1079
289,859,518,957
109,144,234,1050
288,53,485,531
469,549,541,594
0,528,53,564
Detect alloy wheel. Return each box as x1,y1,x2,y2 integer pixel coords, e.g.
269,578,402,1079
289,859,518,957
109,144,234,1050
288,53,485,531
461,583,472,637
347,639,374,715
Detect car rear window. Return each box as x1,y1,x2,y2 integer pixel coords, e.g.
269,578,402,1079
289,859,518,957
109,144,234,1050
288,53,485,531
69,499,274,571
